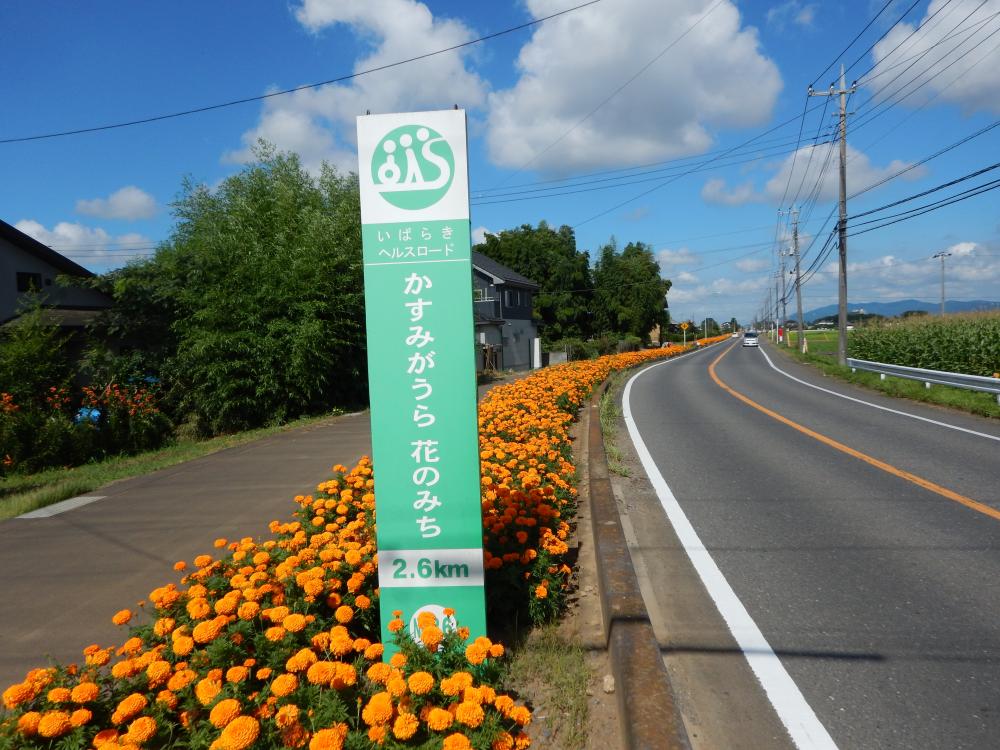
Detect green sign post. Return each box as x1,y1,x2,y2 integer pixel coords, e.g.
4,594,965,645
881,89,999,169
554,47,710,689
356,110,486,650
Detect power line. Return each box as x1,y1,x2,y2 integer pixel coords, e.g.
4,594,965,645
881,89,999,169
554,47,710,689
843,0,925,79
0,0,602,144
570,99,831,227
471,138,833,205
850,117,1000,199
809,0,897,87
849,160,1000,221
848,177,1000,236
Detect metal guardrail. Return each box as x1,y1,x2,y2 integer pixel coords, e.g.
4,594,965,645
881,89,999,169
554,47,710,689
847,358,1000,404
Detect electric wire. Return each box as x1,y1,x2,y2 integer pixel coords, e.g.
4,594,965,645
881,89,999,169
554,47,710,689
0,0,603,144
809,0,897,87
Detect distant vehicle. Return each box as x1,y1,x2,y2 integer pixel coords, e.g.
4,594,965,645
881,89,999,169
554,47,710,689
731,332,739,338
742,331,759,347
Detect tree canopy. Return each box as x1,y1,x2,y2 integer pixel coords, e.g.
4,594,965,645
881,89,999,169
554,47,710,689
92,145,367,434
592,240,671,343
473,222,593,340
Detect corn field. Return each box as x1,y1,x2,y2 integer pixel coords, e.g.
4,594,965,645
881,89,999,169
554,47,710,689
849,312,1000,377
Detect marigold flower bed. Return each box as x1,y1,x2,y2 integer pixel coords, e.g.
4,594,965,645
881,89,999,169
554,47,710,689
1,343,715,750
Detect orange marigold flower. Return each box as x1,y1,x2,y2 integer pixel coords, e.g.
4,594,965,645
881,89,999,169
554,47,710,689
92,728,119,746
195,677,222,706
112,609,133,626
361,691,394,726
455,701,485,728
387,617,404,634
283,613,307,632
491,731,515,750
354,595,371,610
443,733,473,750
210,698,242,728
392,712,419,740
69,708,92,727
416,611,437,629
213,538,227,548
386,677,407,698
174,560,187,571
465,643,489,665
408,671,434,695
509,705,532,727
256,667,273,681
146,660,172,686
366,662,392,685
195,554,213,567
154,617,176,637
167,669,197,692
426,707,454,732
17,711,42,735
156,690,178,710
364,643,384,661
275,704,299,728
70,681,99,703
308,724,348,750
489,643,505,658
226,666,249,684
334,605,353,624
3,682,33,709
123,715,157,743
306,661,337,686
265,626,287,642
193,616,227,644
420,625,444,652
441,672,474,697
111,693,147,724
186,597,212,620
47,687,71,702
286,648,318,673
212,714,259,750
37,710,72,738
172,636,195,657
270,673,298,698
237,602,260,621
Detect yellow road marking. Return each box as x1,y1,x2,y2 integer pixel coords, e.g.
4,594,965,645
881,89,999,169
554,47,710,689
710,344,1000,522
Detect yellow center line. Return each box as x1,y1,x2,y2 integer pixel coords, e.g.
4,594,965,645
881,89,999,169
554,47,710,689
709,344,1000,522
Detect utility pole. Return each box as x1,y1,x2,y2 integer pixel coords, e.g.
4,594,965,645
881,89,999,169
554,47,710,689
792,208,805,352
779,247,788,347
774,275,780,343
933,251,951,316
810,64,856,366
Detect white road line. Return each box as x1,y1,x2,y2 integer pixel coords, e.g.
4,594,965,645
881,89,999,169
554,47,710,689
758,348,1000,443
623,357,838,750
17,495,107,518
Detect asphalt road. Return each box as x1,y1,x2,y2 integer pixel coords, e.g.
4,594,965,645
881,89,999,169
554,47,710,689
624,339,1000,749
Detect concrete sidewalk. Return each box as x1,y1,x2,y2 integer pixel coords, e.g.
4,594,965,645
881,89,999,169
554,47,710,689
0,411,373,687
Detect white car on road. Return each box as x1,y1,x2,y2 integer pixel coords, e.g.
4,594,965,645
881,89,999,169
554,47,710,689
742,331,759,347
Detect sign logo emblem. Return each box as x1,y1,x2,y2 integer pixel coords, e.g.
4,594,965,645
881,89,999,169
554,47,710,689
372,124,455,210
408,604,458,644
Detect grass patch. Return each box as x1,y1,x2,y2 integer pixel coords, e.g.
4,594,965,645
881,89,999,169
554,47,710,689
505,626,589,749
0,409,353,521
599,374,630,477
777,336,1000,419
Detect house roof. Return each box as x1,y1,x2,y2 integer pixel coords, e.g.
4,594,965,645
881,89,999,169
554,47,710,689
472,251,540,290
0,218,95,278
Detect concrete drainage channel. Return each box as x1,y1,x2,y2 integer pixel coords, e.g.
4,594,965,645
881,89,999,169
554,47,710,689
587,374,691,750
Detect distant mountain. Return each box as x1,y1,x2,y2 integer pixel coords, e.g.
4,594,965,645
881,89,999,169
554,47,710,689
803,299,1000,322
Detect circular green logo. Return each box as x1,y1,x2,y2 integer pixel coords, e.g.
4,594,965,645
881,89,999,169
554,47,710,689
371,124,455,210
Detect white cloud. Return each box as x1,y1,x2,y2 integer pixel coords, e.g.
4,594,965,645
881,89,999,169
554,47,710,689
485,0,782,175
766,1,817,29
225,0,488,174
657,248,701,269
763,142,926,204
675,270,700,283
75,186,157,221
472,225,491,245
736,257,770,272
14,219,152,269
701,177,765,206
869,0,1000,115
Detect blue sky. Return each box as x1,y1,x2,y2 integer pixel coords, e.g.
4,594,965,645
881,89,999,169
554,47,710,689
3,0,999,325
